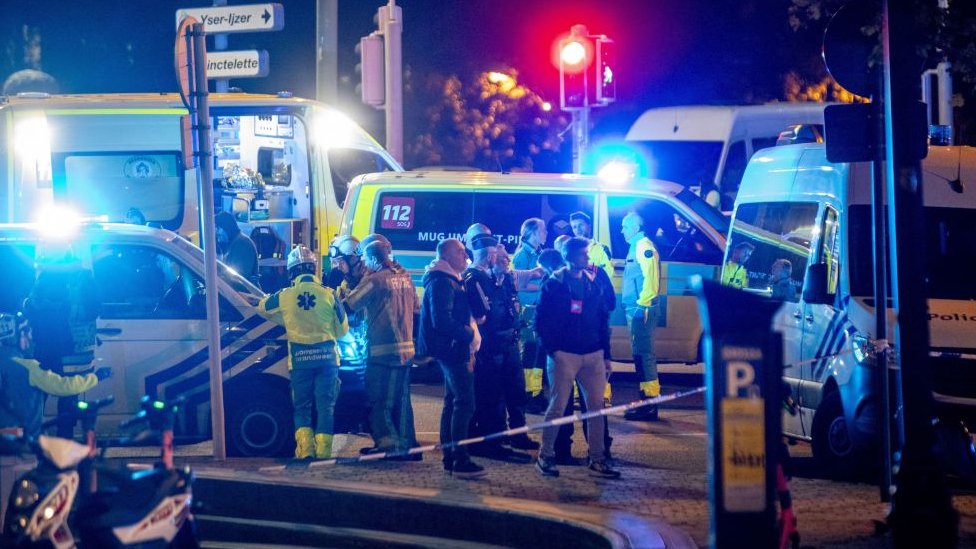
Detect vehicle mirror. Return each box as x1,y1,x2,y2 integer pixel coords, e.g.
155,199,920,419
802,263,831,305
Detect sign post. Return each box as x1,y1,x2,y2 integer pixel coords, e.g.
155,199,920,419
175,17,227,461
693,277,782,548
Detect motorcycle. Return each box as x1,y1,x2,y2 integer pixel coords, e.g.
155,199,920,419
1,395,198,548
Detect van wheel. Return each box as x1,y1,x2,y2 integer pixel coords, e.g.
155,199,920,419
812,391,858,478
227,387,294,457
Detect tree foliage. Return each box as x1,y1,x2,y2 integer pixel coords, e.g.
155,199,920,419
787,0,976,142
405,70,566,172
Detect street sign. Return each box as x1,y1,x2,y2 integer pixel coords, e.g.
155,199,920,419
207,50,269,79
176,3,284,34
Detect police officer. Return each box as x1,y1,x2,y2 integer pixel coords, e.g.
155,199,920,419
464,235,533,462
25,242,100,438
512,218,548,412
491,245,539,451
620,212,662,421
0,313,110,439
344,240,419,458
258,245,349,459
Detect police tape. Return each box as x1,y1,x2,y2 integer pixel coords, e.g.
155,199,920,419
258,386,706,473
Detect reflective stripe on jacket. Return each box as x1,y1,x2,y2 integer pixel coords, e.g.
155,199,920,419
258,274,349,347
622,234,660,309
343,265,417,365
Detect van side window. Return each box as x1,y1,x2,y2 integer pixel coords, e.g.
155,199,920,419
819,206,841,297
607,195,722,264
472,192,595,252
329,149,394,208
720,140,747,195
0,243,36,314
372,191,474,252
726,202,818,294
92,245,206,320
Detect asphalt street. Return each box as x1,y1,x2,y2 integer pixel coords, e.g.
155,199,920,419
159,371,976,548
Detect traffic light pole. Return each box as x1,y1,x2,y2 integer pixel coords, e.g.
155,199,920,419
572,78,589,174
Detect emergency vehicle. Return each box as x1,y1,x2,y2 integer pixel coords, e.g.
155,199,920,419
339,171,729,364
1,92,401,285
724,142,976,475
622,103,828,209
0,222,366,457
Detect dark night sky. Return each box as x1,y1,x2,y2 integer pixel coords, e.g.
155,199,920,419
2,0,814,141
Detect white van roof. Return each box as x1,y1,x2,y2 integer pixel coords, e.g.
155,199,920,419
737,143,976,209
625,103,828,142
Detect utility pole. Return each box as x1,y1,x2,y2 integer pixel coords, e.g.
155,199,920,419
882,1,956,545
315,0,338,105
379,1,403,163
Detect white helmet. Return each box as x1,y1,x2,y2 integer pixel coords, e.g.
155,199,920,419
287,245,317,276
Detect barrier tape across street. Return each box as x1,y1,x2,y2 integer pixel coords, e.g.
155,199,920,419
259,386,706,472
258,337,890,473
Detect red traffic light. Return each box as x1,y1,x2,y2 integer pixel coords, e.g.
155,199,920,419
560,40,587,67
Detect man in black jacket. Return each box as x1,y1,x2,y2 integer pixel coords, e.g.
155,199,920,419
419,238,486,479
534,237,620,479
463,235,533,463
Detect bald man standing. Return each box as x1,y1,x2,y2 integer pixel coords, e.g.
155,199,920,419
620,212,662,421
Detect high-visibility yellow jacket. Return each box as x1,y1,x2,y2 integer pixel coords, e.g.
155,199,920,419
587,239,614,281
722,261,748,289
258,274,349,368
622,234,660,309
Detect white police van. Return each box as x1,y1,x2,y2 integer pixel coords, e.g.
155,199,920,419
724,142,976,475
623,103,828,209
0,222,365,456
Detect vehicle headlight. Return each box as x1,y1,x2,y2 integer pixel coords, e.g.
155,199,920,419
852,334,871,364
13,480,38,509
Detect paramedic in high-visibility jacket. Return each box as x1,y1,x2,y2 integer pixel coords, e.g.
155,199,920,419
258,245,349,460
620,212,662,421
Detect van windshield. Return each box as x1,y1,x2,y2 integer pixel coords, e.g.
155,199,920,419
172,237,265,303
850,205,976,300
629,140,723,187
725,202,819,296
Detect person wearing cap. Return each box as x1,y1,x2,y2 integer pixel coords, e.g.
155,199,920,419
621,212,663,421
722,241,755,289
463,234,533,462
258,245,349,460
343,240,420,459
